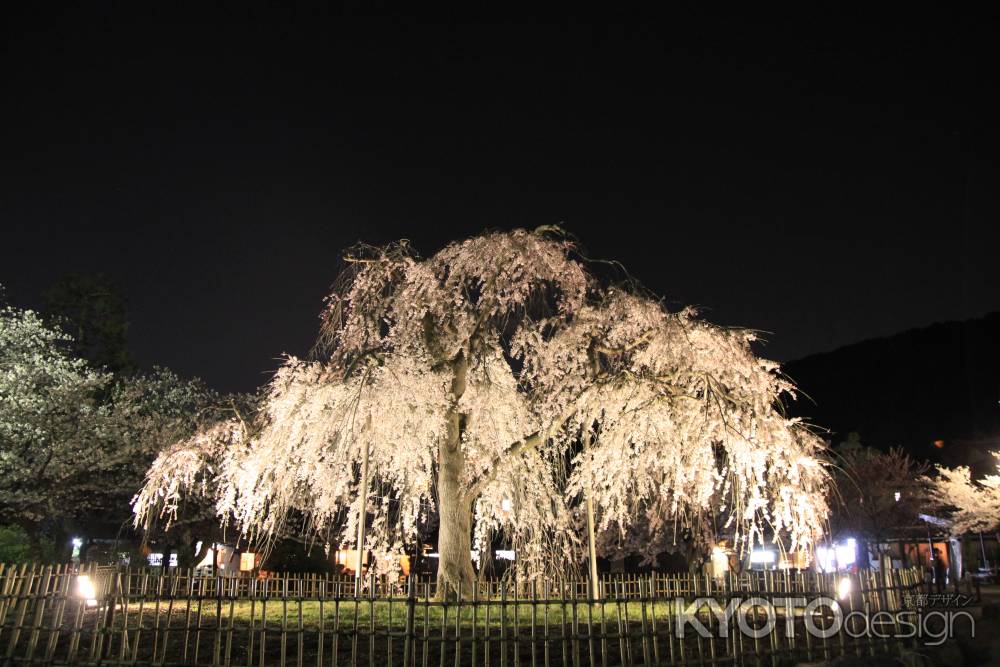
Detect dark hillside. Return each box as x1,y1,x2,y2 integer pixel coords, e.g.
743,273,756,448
783,312,1000,470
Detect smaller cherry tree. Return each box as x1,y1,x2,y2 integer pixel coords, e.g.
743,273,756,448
1,294,233,558
0,303,108,551
928,452,1000,535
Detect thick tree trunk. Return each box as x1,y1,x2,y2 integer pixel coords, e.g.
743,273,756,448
436,444,475,598
436,351,476,600
51,522,72,562
174,527,197,569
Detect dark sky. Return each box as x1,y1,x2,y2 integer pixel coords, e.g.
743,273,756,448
2,5,998,393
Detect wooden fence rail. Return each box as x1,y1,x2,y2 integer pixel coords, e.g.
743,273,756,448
0,563,924,666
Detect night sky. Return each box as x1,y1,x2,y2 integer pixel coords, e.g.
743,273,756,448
3,6,997,393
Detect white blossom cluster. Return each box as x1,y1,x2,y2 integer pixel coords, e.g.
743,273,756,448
2,302,217,531
133,229,829,579
0,306,110,522
928,452,1000,535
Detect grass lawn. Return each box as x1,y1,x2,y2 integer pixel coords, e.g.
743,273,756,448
10,597,886,666
108,598,685,632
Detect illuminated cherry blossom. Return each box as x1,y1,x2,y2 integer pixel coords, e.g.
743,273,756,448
134,229,829,594
928,452,1000,535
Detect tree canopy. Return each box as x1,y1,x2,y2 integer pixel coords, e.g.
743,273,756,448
0,296,226,556
134,229,829,592
0,304,109,530
928,452,1000,535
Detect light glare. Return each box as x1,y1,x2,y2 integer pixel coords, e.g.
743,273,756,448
837,576,852,600
76,575,97,606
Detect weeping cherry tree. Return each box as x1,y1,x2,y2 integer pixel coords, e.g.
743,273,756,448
134,229,829,596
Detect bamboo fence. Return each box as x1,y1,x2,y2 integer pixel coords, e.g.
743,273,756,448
0,563,926,666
